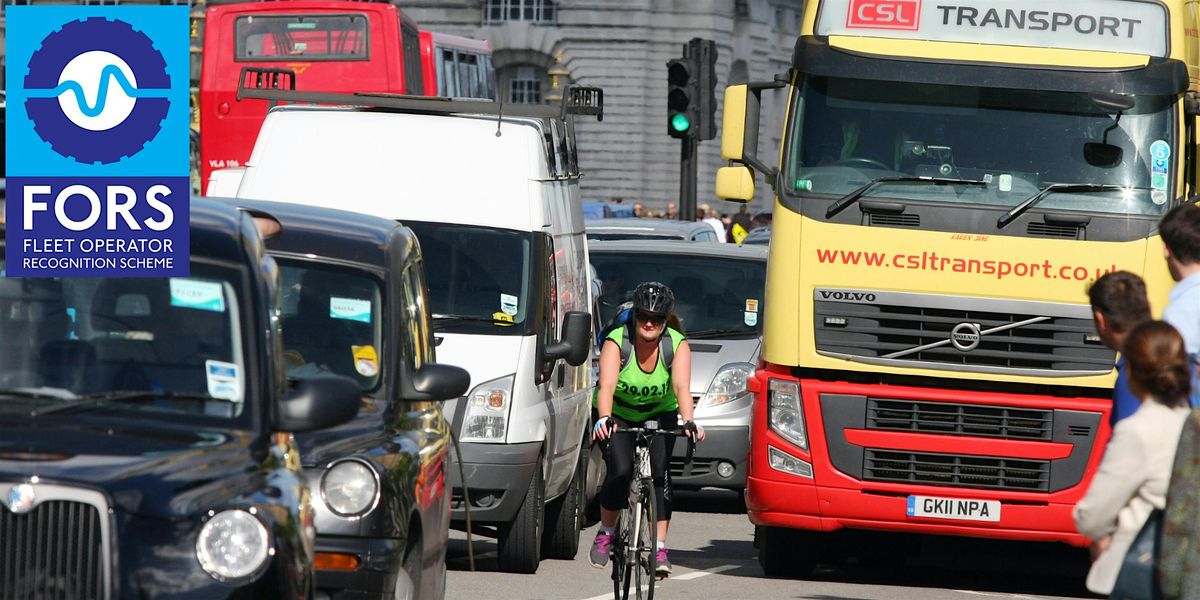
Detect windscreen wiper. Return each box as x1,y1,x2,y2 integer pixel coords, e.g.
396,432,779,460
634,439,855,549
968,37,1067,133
997,183,1143,228
432,314,515,326
826,176,988,219
687,328,755,339
0,388,77,402
29,390,230,417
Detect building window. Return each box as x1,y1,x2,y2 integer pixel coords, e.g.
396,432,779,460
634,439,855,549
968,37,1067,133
485,0,556,24
507,65,544,104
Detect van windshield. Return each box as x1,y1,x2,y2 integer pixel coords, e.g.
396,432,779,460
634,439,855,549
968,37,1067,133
0,259,251,423
590,252,766,339
404,221,534,335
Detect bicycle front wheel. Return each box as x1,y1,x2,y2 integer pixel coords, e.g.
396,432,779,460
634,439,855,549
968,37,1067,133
633,480,657,600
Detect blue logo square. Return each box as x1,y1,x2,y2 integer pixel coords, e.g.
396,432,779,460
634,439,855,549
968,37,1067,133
5,6,190,175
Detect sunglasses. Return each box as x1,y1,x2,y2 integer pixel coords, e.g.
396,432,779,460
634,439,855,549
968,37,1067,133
636,312,666,325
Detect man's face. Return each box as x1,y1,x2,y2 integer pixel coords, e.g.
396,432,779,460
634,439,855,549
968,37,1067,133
667,203,677,214
1165,245,1184,282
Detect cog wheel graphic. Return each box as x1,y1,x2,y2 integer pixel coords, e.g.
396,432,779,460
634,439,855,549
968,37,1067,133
23,17,171,165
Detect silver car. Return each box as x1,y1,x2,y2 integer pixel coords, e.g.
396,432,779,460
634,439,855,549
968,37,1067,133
586,218,721,242
590,240,767,491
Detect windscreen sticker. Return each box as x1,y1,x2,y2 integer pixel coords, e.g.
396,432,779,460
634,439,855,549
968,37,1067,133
492,311,515,326
745,299,760,313
206,360,242,402
1153,190,1169,205
352,345,378,377
500,293,519,316
998,174,1013,193
330,297,372,323
744,311,759,327
170,279,226,312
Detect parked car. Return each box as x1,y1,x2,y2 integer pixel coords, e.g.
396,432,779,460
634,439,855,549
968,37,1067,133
220,82,597,573
742,226,771,245
227,198,470,599
0,198,362,598
590,239,768,491
585,217,720,242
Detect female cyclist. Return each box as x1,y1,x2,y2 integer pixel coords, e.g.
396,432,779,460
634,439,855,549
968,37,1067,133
588,281,704,577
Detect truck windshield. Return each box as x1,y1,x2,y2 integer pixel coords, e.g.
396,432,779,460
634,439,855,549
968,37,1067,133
277,260,383,391
591,253,766,339
784,76,1176,216
404,220,534,335
0,260,250,421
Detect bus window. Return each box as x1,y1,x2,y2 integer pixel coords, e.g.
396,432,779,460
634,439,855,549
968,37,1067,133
457,52,479,98
440,48,457,96
401,21,424,94
235,15,369,60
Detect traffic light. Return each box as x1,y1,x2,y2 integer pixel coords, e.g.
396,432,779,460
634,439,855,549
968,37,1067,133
666,56,696,139
666,39,717,140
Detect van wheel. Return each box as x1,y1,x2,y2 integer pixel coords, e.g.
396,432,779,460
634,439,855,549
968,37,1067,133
542,449,584,559
498,462,544,573
758,526,817,578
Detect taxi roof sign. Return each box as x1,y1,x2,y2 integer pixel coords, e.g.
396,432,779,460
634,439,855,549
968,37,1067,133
817,0,1168,58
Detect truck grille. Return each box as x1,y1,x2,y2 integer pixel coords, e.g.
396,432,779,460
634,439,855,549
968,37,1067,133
813,289,1114,376
1,485,110,600
864,449,1050,491
868,398,1052,440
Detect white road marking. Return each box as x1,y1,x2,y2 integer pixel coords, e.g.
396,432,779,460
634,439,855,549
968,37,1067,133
576,564,740,599
672,564,740,580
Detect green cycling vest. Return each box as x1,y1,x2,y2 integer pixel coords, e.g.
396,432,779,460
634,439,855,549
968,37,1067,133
595,326,685,422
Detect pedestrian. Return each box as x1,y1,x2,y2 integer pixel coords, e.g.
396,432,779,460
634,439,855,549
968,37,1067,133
666,202,678,220
698,203,726,243
589,282,704,578
1088,271,1152,425
1074,321,1192,596
1161,202,1200,370
730,204,753,241
1162,407,1200,599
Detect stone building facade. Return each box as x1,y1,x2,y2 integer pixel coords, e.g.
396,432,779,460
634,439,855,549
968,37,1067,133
404,0,803,213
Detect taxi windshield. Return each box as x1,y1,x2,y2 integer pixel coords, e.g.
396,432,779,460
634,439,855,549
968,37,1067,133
277,261,383,391
0,260,250,420
784,76,1176,216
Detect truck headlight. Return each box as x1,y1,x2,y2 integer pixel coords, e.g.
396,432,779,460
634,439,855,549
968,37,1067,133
767,379,807,450
461,374,514,443
196,509,271,582
698,363,754,408
321,459,380,517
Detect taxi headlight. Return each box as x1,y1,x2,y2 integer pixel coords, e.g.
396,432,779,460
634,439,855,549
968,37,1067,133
321,459,380,517
196,509,271,582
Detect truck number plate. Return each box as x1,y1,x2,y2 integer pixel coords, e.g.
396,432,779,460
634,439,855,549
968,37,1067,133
906,495,1001,522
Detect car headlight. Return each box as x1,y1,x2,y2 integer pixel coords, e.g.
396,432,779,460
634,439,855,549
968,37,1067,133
767,378,807,450
460,374,514,443
196,509,271,582
321,459,380,517
698,363,754,408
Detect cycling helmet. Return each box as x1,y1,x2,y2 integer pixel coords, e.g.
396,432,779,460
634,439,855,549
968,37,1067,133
632,281,675,316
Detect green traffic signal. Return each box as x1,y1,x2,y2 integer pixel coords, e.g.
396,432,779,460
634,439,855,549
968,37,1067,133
670,112,691,132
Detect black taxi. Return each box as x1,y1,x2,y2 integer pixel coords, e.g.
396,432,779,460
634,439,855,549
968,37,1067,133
227,198,470,600
0,198,361,598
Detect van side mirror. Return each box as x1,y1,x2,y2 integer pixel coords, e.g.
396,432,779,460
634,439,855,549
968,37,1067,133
276,373,361,432
543,311,592,369
410,363,471,401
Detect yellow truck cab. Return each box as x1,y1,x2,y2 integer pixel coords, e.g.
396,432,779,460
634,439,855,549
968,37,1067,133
717,0,1199,577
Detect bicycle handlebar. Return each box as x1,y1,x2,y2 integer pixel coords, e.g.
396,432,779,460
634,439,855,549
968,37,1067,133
599,425,697,469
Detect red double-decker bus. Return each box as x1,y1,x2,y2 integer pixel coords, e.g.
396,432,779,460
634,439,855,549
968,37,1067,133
419,30,496,100
199,0,425,192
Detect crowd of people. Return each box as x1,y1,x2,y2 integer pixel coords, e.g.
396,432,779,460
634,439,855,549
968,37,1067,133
605,198,770,243
1076,203,1200,600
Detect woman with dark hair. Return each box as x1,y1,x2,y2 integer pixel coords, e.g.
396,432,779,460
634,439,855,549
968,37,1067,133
1074,321,1192,595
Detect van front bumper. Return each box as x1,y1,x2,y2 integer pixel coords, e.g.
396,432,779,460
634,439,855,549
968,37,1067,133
447,441,541,525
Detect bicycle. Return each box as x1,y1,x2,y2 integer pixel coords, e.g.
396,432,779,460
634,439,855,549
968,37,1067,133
603,421,695,600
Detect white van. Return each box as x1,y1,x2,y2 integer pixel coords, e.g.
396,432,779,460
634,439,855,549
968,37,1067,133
228,83,601,573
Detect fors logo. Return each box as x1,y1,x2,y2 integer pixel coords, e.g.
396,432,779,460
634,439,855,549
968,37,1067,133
24,17,171,165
